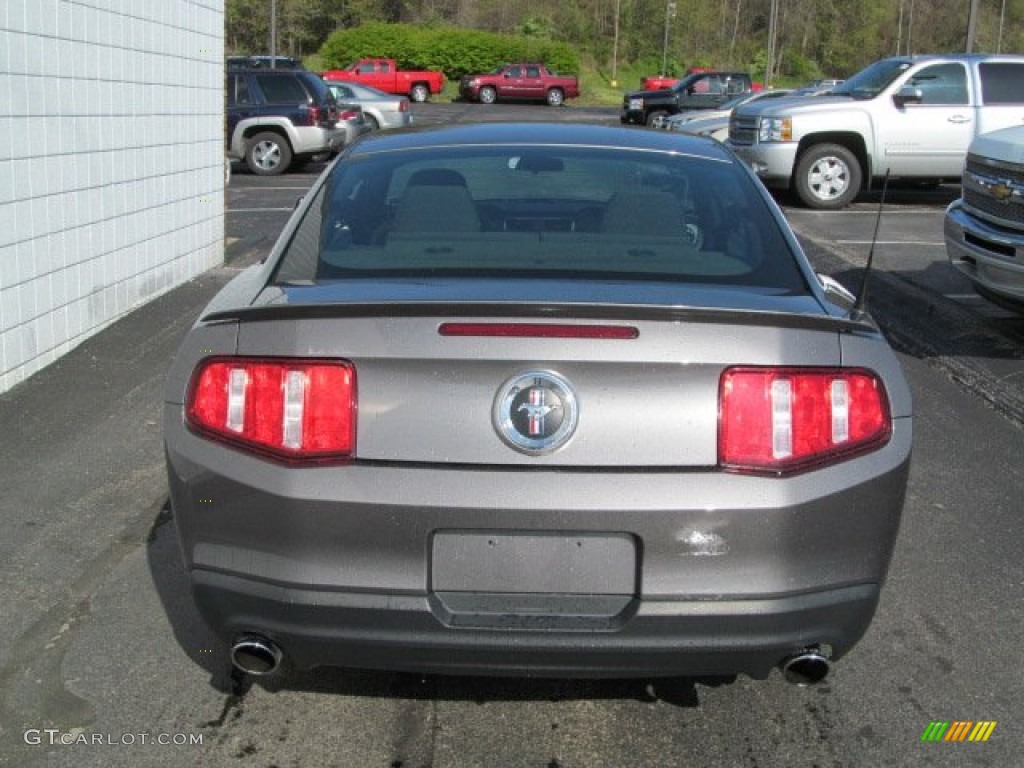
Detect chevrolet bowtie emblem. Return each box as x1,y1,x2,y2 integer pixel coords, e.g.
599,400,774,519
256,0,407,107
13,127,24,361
990,182,1014,203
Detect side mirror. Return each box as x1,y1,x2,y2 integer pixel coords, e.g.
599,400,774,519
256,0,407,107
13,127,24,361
893,85,923,108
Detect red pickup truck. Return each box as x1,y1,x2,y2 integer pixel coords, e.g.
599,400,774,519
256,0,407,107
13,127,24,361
458,63,580,106
641,67,715,91
321,58,445,102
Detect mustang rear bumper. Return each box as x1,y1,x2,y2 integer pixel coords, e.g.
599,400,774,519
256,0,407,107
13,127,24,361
166,413,910,678
192,571,881,678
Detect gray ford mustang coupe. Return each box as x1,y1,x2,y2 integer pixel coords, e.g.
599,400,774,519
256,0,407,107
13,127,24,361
164,122,911,685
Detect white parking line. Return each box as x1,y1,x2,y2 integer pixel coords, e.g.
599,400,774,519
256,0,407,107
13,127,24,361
836,240,944,246
227,207,293,213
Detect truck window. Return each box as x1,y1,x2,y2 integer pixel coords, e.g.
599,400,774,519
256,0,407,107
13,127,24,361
227,74,251,106
357,63,375,74
907,63,967,105
526,67,540,78
254,74,310,103
507,67,522,78
380,62,391,73
979,62,1024,104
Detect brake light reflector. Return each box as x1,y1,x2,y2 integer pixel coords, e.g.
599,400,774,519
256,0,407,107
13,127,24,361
438,322,638,339
719,367,890,474
187,358,355,461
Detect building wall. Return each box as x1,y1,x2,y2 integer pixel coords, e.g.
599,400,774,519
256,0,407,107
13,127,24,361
0,0,224,393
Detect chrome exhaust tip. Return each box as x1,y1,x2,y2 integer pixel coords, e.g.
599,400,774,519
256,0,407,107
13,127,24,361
230,635,283,676
781,648,831,686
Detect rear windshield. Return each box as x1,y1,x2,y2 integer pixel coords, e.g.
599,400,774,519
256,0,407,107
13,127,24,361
271,144,809,293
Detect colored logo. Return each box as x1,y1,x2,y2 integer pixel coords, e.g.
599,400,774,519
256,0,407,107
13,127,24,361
970,171,1021,205
493,371,578,455
989,182,1014,203
920,721,997,742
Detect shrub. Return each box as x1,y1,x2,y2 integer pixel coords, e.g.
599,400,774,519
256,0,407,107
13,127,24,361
317,23,580,80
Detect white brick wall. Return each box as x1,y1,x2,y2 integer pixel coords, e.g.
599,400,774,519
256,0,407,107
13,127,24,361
0,0,225,393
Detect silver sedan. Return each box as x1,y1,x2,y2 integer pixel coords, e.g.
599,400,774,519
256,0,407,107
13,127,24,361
165,123,911,686
326,80,413,131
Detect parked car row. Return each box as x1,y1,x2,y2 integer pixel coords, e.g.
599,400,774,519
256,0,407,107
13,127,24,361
226,64,423,177
637,55,1024,314
224,56,587,176
223,54,1024,316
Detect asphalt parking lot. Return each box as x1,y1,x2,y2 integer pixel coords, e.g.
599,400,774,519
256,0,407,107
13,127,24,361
2,103,1022,767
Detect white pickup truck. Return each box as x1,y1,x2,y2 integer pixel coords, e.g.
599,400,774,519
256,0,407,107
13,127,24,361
944,125,1024,312
727,54,1024,209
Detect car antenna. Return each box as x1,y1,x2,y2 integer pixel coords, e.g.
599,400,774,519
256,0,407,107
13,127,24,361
850,170,890,319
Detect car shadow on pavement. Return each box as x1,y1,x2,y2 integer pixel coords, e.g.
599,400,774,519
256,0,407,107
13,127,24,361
146,497,736,710
264,665,738,709
146,498,236,692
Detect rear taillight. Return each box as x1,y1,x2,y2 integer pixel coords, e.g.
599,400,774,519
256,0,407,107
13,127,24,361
186,358,355,462
399,99,409,112
719,367,891,475
307,105,322,124
339,109,361,121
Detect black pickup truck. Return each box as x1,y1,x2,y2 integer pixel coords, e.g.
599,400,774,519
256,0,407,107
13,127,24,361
621,71,754,126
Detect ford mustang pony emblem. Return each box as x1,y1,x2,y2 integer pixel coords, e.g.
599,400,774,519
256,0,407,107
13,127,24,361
494,371,579,454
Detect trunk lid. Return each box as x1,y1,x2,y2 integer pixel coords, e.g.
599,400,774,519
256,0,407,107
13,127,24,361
223,280,846,467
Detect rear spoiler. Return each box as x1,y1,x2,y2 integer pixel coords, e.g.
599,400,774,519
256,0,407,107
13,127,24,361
202,301,879,335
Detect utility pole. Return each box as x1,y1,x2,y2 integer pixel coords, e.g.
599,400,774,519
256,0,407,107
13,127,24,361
661,0,676,77
270,0,278,66
907,0,914,55
612,0,620,87
998,0,1007,52
766,0,779,86
966,0,979,52
896,1,904,55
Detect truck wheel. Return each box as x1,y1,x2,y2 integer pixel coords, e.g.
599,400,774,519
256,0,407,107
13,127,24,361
546,88,565,107
479,86,497,104
410,84,429,103
794,143,862,210
246,131,291,176
646,110,668,127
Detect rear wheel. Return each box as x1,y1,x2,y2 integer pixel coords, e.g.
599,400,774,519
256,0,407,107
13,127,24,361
245,131,291,176
479,86,497,104
364,114,380,131
793,143,862,210
546,88,565,107
410,84,429,103
645,109,667,127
